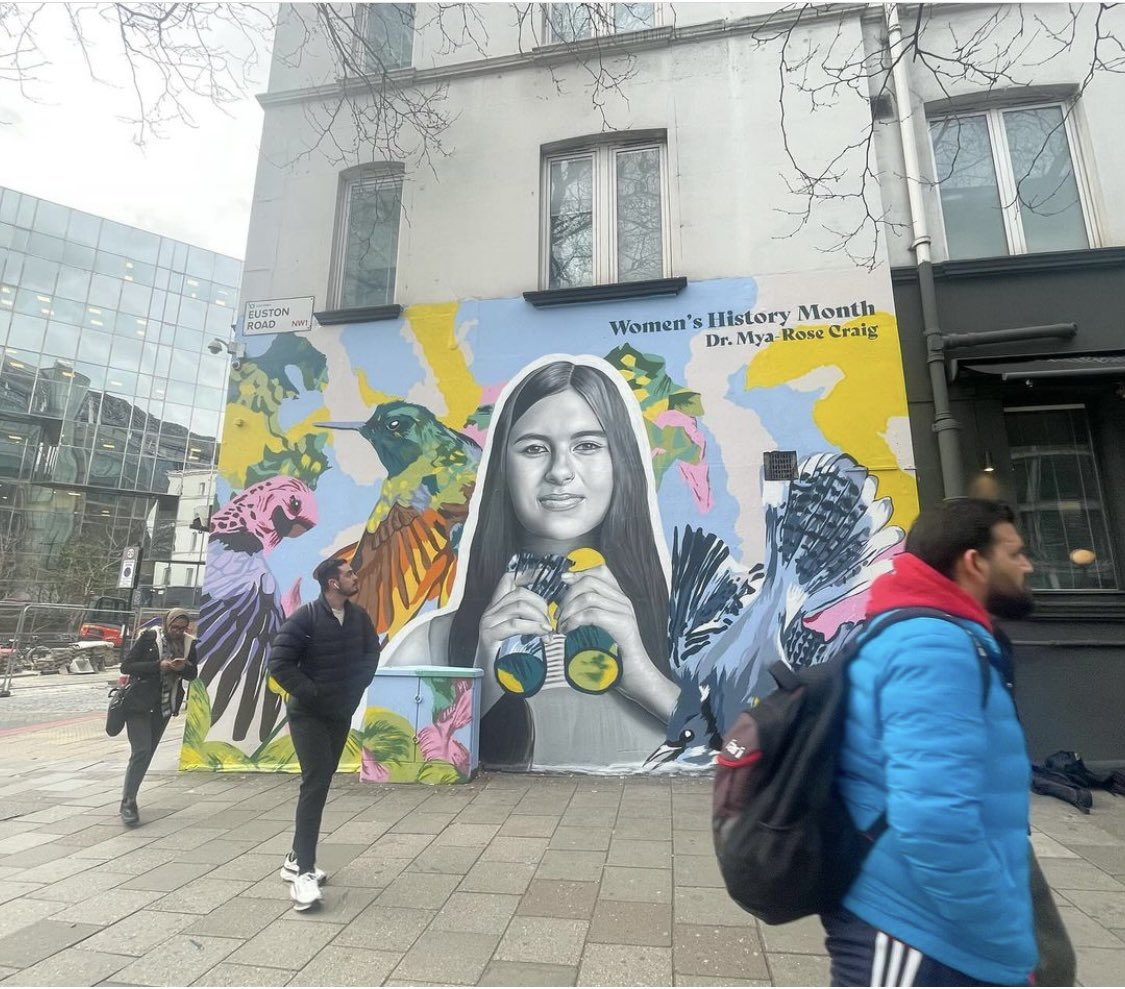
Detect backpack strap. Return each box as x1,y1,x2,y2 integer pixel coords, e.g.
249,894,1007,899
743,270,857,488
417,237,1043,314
859,607,992,708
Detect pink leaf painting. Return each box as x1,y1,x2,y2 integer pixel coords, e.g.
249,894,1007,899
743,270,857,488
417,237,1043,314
417,678,474,774
653,408,713,512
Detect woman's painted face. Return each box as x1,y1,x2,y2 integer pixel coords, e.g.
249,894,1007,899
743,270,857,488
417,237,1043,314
505,388,614,552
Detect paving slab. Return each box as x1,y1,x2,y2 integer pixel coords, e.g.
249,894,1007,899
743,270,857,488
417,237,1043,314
333,903,434,950
578,943,673,986
498,815,560,837
378,870,462,909
225,917,341,969
430,891,521,935
519,879,600,920
185,896,290,939
600,865,673,903
458,860,536,894
51,887,164,926
765,950,831,985
0,918,103,967
588,899,672,946
0,947,131,986
481,959,578,985
287,945,402,986
673,922,770,980
81,910,198,957
391,929,500,985
497,915,588,966
404,844,482,875
191,961,295,986
110,934,242,986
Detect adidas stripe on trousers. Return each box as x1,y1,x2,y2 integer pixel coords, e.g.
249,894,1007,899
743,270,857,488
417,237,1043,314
822,909,1015,987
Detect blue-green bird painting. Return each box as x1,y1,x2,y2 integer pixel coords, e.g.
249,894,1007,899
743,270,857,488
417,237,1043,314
319,401,482,636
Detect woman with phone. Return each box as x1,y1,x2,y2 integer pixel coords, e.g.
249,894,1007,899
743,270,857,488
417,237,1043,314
119,609,198,826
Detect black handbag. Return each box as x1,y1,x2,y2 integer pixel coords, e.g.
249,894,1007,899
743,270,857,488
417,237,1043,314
105,678,136,737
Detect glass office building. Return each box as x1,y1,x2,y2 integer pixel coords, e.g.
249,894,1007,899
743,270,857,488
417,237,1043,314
0,187,240,608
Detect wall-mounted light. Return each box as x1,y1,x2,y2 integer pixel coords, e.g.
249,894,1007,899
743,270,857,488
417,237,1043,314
982,451,995,473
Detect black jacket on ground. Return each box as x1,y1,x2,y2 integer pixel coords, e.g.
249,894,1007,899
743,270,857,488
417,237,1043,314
121,630,199,715
268,596,380,720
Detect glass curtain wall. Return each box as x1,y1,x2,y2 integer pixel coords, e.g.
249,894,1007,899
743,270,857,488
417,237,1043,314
0,187,240,608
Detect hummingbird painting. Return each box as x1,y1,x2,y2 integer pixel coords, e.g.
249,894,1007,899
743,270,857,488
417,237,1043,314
320,400,482,637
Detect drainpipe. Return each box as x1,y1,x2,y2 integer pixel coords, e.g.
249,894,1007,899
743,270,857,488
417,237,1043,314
886,4,964,498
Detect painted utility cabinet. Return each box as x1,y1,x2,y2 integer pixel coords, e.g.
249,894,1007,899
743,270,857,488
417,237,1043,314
360,666,483,784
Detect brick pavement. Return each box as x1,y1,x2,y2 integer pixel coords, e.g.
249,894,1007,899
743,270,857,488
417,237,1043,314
0,723,1120,986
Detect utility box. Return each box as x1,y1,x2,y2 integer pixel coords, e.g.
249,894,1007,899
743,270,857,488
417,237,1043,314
360,666,483,784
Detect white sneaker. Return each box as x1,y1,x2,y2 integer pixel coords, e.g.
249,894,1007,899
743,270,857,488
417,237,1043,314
290,872,323,912
280,853,326,884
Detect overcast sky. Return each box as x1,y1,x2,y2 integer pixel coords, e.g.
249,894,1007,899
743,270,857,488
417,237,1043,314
0,6,272,261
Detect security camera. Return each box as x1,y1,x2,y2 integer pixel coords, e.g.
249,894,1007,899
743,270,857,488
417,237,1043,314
230,358,243,372
207,338,227,355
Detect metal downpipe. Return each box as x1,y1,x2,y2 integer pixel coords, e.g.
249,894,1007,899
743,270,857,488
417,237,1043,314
886,4,964,497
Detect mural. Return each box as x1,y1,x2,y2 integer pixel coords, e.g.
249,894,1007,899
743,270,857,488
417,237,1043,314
183,271,918,773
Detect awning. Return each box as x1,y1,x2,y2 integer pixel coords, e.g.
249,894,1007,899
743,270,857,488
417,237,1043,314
963,353,1125,381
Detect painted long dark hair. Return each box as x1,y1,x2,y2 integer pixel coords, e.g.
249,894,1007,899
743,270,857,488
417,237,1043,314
449,360,671,678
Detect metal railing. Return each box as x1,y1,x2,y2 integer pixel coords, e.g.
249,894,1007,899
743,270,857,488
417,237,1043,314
0,603,200,697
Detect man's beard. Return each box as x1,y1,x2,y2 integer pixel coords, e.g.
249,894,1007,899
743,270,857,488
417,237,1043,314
987,584,1035,620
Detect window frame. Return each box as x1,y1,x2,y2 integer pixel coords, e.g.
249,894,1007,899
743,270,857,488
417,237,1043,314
543,3,659,45
540,137,671,290
328,165,405,311
929,101,1099,258
1002,401,1119,593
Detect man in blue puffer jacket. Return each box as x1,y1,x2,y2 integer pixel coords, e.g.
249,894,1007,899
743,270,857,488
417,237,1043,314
825,499,1037,986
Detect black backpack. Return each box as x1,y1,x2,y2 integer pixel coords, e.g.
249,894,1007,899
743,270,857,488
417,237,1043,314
712,607,990,926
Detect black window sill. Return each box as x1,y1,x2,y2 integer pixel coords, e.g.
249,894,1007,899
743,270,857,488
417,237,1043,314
313,304,403,326
1020,593,1125,623
891,246,1125,283
523,277,687,308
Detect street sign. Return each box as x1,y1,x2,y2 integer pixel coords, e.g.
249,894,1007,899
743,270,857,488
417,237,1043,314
243,297,315,336
116,546,141,590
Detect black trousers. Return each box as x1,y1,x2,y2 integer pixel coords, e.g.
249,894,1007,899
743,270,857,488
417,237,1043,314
288,704,351,873
123,708,169,801
822,908,1021,987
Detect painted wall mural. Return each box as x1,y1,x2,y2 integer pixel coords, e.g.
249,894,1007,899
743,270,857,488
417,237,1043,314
182,271,918,773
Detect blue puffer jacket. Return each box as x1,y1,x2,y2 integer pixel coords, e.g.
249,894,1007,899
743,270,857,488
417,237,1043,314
836,553,1036,985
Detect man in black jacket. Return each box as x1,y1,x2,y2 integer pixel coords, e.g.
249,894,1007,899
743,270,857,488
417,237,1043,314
268,557,379,911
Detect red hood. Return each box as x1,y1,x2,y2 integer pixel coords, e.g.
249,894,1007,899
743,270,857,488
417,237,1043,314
866,552,993,632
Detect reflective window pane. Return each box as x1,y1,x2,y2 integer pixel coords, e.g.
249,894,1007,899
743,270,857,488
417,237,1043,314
62,241,95,270
21,257,58,295
76,328,112,365
55,266,91,302
43,321,79,360
614,3,655,31
363,2,414,70
32,201,68,238
10,313,47,352
179,297,207,331
930,115,1008,259
66,210,101,248
548,156,594,289
547,3,592,41
616,147,663,282
1003,106,1089,253
1006,407,1117,590
118,280,152,318
89,273,122,309
27,232,65,264
340,176,402,308
109,334,143,372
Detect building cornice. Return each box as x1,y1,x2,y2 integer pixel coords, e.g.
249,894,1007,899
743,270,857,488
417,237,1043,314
258,4,870,109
